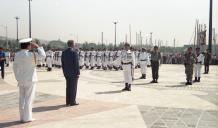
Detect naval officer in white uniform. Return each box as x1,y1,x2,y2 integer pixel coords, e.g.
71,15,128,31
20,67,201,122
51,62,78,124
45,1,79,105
13,38,46,123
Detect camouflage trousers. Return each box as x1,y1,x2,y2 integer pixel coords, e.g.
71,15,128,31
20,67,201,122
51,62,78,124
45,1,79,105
185,64,193,81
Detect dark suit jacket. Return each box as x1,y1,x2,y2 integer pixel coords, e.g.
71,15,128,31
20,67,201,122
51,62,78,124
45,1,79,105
61,48,80,77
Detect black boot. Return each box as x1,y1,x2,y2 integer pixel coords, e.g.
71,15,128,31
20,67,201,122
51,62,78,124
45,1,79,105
185,81,189,85
127,84,131,91
140,74,145,79
122,83,128,91
198,77,200,82
194,77,198,82
144,74,146,79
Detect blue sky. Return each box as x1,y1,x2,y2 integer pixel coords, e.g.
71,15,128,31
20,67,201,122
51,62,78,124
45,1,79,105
0,0,217,46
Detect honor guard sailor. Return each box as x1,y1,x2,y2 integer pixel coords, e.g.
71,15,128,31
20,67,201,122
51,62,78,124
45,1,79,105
96,49,102,69
84,49,90,69
120,43,135,91
79,48,85,69
90,47,96,70
46,49,54,71
102,48,109,70
13,38,46,123
57,50,62,68
194,47,204,82
139,48,149,79
5,50,10,67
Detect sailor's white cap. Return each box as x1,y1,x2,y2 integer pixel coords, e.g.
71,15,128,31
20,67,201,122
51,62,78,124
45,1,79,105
19,38,32,44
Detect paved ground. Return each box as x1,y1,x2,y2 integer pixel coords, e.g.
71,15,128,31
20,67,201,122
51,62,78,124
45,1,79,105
0,64,218,128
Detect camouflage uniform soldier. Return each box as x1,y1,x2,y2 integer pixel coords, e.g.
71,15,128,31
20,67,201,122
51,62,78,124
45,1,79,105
184,47,197,85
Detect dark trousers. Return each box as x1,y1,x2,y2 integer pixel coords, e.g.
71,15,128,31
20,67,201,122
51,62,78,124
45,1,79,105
185,64,193,81
204,64,209,73
65,77,78,105
151,61,159,80
0,62,4,79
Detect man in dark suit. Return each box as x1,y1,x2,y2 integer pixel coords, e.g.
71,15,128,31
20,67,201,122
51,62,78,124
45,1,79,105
61,40,80,106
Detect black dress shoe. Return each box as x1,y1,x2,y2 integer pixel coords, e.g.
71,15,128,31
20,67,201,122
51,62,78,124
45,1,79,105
150,80,155,83
70,103,79,106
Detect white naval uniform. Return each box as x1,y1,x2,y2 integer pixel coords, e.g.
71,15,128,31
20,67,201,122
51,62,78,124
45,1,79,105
96,51,102,67
131,51,136,79
108,51,114,68
79,50,85,67
46,50,54,69
13,47,46,122
147,53,151,66
90,51,96,68
84,51,90,68
36,53,43,67
194,53,204,78
139,52,149,74
5,51,10,66
121,50,135,84
102,51,109,69
135,51,139,68
113,50,122,69
57,51,62,67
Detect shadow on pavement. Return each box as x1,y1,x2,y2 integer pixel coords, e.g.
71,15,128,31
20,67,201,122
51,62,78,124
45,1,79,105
0,120,22,128
33,104,66,112
132,82,154,86
95,90,123,94
165,82,187,88
111,81,124,83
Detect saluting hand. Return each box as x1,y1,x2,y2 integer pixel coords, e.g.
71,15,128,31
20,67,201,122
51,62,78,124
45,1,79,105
31,42,39,49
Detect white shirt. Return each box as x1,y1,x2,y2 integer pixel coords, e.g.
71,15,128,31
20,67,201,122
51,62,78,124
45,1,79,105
13,47,46,83
139,52,149,61
46,50,54,58
196,53,204,65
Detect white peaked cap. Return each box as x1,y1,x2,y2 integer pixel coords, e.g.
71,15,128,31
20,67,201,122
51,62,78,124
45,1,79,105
19,38,32,44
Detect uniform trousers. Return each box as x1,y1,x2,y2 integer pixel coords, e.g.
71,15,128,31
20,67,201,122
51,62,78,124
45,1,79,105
140,61,147,74
204,64,209,73
19,82,35,121
122,64,132,84
194,64,202,77
185,64,193,81
96,57,101,66
151,61,159,80
90,58,95,67
79,59,84,67
46,57,53,68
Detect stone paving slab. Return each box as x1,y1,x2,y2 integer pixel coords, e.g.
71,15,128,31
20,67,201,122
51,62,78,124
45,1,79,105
138,105,218,128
